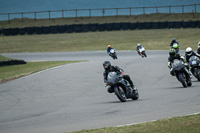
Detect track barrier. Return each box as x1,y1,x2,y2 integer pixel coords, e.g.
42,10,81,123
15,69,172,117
0,60,27,67
1,21,199,36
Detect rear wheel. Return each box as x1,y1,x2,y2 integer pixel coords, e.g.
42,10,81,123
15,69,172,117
114,86,127,102
194,68,200,81
178,74,187,88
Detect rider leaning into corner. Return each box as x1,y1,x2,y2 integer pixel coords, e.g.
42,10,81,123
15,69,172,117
136,43,144,55
167,48,190,77
185,47,200,63
103,61,136,93
107,45,114,55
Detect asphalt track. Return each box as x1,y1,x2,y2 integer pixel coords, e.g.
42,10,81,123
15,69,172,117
1,51,200,133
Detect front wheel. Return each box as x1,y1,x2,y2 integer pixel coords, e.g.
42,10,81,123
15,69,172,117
114,86,127,102
178,74,187,88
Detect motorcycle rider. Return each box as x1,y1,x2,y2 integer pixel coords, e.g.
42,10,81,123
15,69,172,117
103,61,135,93
185,47,200,63
197,42,200,54
107,45,114,55
168,48,190,77
170,38,179,48
136,43,144,55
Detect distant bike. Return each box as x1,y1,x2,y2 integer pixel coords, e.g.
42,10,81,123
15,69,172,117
137,47,147,58
106,72,139,102
170,43,179,53
109,49,118,59
189,56,200,81
171,59,192,87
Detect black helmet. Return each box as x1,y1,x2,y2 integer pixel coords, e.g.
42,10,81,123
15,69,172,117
103,61,111,69
169,48,176,56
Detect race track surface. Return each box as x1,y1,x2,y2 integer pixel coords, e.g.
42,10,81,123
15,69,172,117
1,51,200,133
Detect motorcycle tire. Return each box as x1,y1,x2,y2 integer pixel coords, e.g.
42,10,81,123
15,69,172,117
131,89,139,100
178,74,187,88
114,86,127,102
194,68,200,81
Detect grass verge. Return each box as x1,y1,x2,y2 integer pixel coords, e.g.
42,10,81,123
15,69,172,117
68,113,200,133
0,60,82,84
0,28,200,53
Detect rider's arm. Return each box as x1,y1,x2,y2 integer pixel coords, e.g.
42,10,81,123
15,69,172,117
195,52,200,57
103,71,108,82
113,66,124,74
168,57,173,69
168,61,172,69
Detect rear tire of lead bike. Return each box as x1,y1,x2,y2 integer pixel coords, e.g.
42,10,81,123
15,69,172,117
131,89,139,100
194,68,200,81
178,74,187,88
114,86,127,102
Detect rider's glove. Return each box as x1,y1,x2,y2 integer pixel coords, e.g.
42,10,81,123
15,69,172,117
184,63,188,66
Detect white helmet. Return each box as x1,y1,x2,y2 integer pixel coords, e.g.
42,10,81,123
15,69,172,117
198,42,200,46
186,47,193,56
137,43,141,46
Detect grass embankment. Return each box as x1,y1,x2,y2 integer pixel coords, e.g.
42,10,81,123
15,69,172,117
0,28,199,53
68,114,200,133
0,59,81,84
0,13,200,28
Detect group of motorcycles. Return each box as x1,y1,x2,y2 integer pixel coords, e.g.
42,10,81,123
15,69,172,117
108,46,147,60
170,44,200,88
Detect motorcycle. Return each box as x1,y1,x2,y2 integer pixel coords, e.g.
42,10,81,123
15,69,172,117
137,47,147,58
189,56,200,81
171,59,192,87
106,72,139,102
109,49,118,59
170,43,179,53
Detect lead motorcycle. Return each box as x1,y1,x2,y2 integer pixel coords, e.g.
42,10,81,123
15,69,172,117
106,72,139,102
171,59,192,87
137,47,147,58
189,56,200,81
109,49,118,59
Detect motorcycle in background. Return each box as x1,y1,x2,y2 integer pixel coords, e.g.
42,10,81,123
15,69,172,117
109,49,118,59
189,56,200,81
171,43,179,53
137,47,147,58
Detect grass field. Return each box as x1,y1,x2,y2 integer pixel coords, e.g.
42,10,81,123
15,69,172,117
0,60,82,83
68,113,200,133
0,28,199,53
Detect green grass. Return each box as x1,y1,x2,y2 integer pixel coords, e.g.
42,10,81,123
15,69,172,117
0,28,199,53
68,113,200,133
0,61,82,83
0,13,200,28
0,54,12,60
